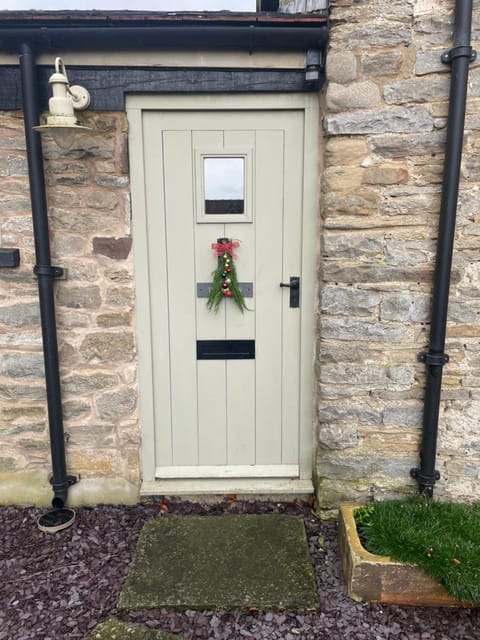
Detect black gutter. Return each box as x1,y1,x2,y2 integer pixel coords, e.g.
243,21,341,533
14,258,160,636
19,43,76,509
0,24,328,54
411,0,477,497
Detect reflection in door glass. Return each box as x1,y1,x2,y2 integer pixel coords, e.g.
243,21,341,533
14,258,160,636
204,157,244,214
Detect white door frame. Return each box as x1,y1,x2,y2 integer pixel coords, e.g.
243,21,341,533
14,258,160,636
127,93,319,496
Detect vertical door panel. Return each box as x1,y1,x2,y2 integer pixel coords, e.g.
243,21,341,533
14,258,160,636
254,128,285,465
281,115,304,465
143,113,173,467
162,130,199,466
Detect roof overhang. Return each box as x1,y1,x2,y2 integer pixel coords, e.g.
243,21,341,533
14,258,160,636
0,10,329,53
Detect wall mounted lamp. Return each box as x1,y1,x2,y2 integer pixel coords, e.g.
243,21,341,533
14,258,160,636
34,57,91,150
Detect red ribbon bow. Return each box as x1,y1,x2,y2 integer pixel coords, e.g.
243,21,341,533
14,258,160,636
211,240,240,259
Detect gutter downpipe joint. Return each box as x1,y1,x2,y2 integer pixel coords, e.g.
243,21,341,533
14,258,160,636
411,0,477,497
19,43,77,509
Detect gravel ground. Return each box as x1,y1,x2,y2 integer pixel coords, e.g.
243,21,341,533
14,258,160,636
0,498,479,640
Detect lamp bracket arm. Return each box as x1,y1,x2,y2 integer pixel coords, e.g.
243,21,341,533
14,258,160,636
67,85,91,111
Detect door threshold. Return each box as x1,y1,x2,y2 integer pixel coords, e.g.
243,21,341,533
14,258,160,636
141,478,314,499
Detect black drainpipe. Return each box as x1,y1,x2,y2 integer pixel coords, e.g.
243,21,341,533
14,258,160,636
411,0,476,497
19,43,76,509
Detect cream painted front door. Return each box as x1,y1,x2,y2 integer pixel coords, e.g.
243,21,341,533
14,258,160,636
128,94,318,494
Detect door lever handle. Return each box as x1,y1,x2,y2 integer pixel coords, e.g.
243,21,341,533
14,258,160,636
279,276,300,307
280,278,299,289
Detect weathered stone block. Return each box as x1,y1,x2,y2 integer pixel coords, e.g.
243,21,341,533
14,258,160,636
361,51,404,77
96,311,133,328
318,424,359,450
322,262,432,285
326,51,357,83
321,317,409,343
0,457,17,471
318,403,381,426
323,189,379,216
96,388,137,419
0,383,46,401
56,285,102,310
384,77,449,105
325,107,433,136
0,352,44,379
362,164,409,185
321,286,381,316
94,175,129,188
66,424,115,447
322,232,383,259
53,234,86,256
79,331,135,362
325,138,368,166
320,363,414,389
0,302,40,328
327,81,382,113
383,405,423,428
380,293,430,322
92,236,132,260
62,372,118,394
63,399,91,420
323,166,364,191
370,131,445,157
339,23,412,48
415,48,448,76
105,287,135,308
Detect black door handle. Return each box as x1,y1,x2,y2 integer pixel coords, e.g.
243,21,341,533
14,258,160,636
280,276,300,308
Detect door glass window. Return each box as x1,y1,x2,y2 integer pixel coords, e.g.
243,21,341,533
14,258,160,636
204,157,245,215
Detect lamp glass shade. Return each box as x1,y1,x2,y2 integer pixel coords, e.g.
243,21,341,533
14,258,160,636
52,127,76,150
33,122,92,150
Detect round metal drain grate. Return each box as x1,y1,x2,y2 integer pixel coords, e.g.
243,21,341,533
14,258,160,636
37,508,76,533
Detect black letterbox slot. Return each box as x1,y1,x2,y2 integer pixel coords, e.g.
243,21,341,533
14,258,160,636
197,339,255,360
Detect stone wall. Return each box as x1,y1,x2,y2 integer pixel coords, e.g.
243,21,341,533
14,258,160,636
317,0,480,512
0,111,139,505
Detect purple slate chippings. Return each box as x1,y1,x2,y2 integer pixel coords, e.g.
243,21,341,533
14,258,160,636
0,499,478,640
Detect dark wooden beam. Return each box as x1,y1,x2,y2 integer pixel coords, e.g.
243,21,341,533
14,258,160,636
0,66,322,111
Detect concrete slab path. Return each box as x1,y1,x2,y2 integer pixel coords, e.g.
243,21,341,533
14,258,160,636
86,619,184,639
118,514,318,611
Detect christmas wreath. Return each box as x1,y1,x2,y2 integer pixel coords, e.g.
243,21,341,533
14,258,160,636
207,238,247,313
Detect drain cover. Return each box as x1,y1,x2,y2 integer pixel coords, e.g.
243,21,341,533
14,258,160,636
37,508,76,533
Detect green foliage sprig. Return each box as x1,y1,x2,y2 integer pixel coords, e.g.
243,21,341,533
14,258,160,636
207,240,247,314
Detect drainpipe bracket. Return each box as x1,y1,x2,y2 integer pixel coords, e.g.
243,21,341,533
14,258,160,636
49,473,80,487
410,468,441,483
34,264,66,279
441,45,477,64
418,351,449,366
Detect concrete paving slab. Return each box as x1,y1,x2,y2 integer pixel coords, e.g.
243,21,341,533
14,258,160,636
118,514,318,611
86,618,182,640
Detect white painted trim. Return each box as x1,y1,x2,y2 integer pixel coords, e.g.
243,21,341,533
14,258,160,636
128,106,157,482
156,465,299,479
142,478,314,496
299,93,320,481
127,93,314,112
194,147,254,224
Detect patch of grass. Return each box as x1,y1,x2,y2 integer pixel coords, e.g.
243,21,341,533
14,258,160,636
354,497,480,604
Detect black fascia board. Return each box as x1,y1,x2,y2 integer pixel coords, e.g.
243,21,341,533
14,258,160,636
0,11,328,54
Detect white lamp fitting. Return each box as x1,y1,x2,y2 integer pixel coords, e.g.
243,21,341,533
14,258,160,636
34,57,92,150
